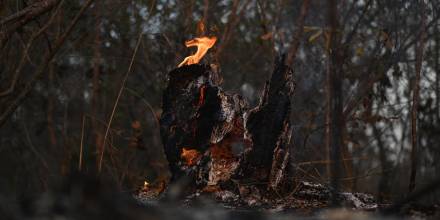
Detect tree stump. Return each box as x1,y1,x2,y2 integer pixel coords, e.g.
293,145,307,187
159,57,295,194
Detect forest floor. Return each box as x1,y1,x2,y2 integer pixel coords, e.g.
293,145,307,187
135,180,440,220
1,175,438,220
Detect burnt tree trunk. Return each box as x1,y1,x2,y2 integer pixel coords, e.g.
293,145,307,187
160,58,294,193
235,61,294,189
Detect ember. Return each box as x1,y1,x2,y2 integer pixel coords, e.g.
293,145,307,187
198,85,206,106
142,181,150,191
181,148,200,166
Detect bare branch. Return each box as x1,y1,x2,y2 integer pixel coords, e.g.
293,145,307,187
0,0,65,97
285,0,310,66
0,0,60,47
0,0,95,128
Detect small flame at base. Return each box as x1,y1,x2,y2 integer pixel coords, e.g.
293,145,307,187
142,180,150,191
178,36,217,67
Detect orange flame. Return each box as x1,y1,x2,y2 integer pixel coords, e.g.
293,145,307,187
178,36,217,67
181,147,200,166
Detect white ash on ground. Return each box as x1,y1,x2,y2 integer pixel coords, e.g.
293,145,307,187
135,180,380,212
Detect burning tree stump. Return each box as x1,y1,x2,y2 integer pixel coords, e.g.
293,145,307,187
160,64,247,187
160,58,294,194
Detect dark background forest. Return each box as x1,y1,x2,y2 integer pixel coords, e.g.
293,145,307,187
0,0,439,207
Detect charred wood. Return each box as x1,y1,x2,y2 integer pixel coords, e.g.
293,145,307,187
160,58,295,194
236,58,295,189
160,64,246,187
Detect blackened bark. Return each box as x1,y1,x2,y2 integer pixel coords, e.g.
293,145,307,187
237,57,294,188
160,59,295,192
160,65,214,180
160,64,246,183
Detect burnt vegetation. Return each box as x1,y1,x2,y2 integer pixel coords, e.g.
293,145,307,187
0,0,440,219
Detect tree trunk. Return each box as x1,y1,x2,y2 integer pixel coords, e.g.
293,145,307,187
325,64,332,179
236,58,294,190
409,0,426,192
92,2,103,170
435,20,440,128
328,0,344,205
47,63,58,149
372,112,389,203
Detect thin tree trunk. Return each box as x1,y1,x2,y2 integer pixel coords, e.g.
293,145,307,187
203,0,209,25
92,1,103,169
434,19,440,179
435,20,439,123
372,109,388,203
341,129,354,191
409,1,426,192
328,0,344,205
325,62,332,179
47,7,64,151
47,63,58,149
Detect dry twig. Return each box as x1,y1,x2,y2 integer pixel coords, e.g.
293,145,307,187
98,33,144,173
